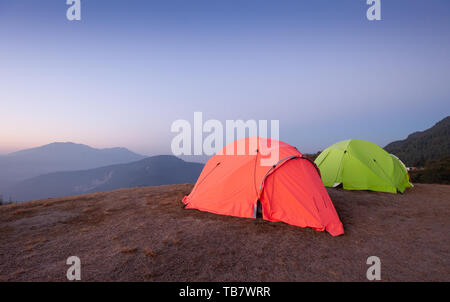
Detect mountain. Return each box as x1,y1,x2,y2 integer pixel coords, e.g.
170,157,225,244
4,155,204,202
0,142,146,190
385,116,450,167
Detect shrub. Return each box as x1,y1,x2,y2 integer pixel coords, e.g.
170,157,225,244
410,155,450,184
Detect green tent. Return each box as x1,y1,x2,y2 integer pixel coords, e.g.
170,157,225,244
314,139,412,193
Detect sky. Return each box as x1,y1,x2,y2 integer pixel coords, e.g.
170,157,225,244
0,0,449,157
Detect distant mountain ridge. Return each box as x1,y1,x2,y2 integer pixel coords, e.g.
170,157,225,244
8,142,134,158
385,116,450,166
4,155,203,202
0,142,146,191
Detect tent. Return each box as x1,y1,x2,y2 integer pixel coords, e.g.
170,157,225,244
314,139,412,193
182,137,344,236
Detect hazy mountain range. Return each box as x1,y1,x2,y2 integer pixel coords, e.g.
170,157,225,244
4,155,203,202
1,116,448,202
0,142,204,202
0,142,146,192
385,116,450,167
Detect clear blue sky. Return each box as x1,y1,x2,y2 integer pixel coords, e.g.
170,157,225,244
1,0,449,156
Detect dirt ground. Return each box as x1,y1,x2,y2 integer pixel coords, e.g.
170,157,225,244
0,183,449,281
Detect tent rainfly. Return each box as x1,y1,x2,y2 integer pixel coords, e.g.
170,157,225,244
183,137,344,236
314,139,412,194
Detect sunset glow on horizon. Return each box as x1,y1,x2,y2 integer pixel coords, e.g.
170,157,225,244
1,1,449,156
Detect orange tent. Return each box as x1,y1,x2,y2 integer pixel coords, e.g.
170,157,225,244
183,137,344,236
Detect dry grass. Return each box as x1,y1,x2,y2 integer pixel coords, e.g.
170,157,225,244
0,183,449,281
144,248,157,257
121,247,138,254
